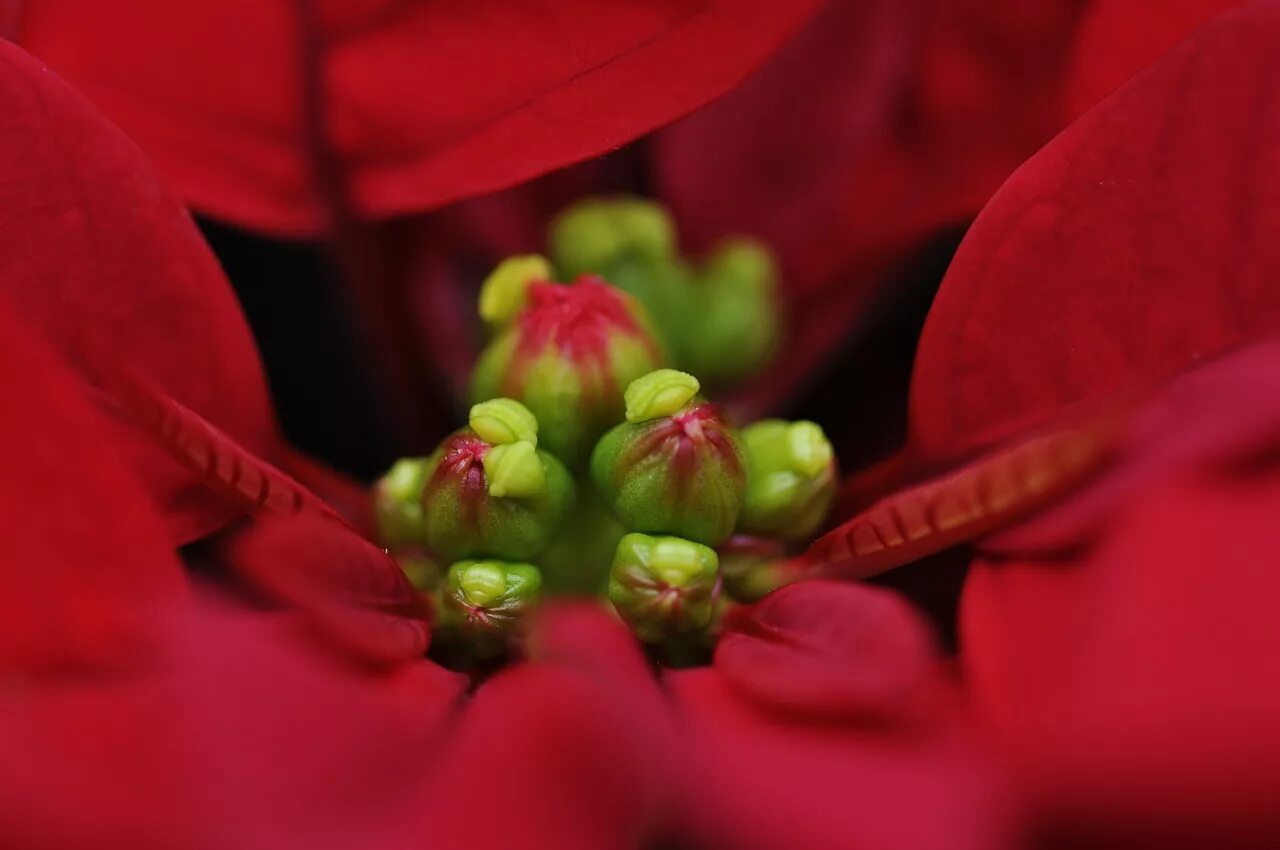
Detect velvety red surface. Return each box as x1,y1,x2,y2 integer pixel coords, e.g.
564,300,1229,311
15,0,820,235
909,2,1280,461
0,40,280,544
0,302,185,675
1063,0,1242,119
960,341,1280,846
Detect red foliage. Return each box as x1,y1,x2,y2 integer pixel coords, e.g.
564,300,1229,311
15,0,821,235
910,2,1280,462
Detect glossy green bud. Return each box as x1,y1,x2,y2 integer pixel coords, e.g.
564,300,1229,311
436,559,543,658
470,276,664,466
421,428,575,561
591,371,745,546
373,457,429,547
738,419,837,539
608,533,720,643
679,239,780,383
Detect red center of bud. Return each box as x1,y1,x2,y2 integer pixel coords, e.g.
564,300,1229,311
512,278,658,394
429,434,490,515
624,404,742,492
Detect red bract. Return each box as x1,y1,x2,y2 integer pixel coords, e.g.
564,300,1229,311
655,0,1089,406
0,39,279,544
909,1,1280,462
886,3,1280,843
1063,0,1243,119
0,302,186,674
14,0,821,235
961,341,1280,847
667,582,1012,850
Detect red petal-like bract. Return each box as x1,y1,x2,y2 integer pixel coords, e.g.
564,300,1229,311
0,599,464,850
416,603,674,849
656,0,1088,409
0,40,280,544
221,514,432,667
1063,0,1242,119
15,0,821,235
668,581,1011,850
0,304,186,675
961,340,1280,846
809,409,1120,579
909,1,1280,462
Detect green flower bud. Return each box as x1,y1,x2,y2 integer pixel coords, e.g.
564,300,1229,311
373,457,429,547
717,534,792,602
550,197,676,279
608,533,720,643
591,371,746,546
420,428,575,561
478,255,554,326
436,559,542,658
679,239,780,383
470,276,664,466
388,545,444,593
469,397,539,446
738,419,837,539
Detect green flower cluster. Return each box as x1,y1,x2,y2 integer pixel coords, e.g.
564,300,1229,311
373,198,836,665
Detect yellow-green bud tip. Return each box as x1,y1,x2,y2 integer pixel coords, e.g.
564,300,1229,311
787,421,833,478
624,369,700,422
617,532,718,588
482,441,546,499
470,397,539,446
479,255,553,325
454,561,509,607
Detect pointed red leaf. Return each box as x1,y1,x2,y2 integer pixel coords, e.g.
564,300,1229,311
809,410,1120,579
960,341,1280,845
656,0,1087,406
0,303,186,675
0,598,464,848
220,514,432,667
1064,0,1242,119
17,0,821,234
910,2,1280,462
417,603,673,850
0,40,280,543
715,580,942,724
667,582,1011,850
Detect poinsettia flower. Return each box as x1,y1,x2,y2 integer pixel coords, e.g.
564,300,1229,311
0,31,1011,850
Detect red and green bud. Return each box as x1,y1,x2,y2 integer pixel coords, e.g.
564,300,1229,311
471,257,664,467
607,532,720,644
591,370,746,546
435,559,542,658
738,419,837,540
420,399,575,561
549,197,691,355
678,239,780,383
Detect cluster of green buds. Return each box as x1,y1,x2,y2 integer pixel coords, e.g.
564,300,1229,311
551,197,781,385
372,198,837,667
